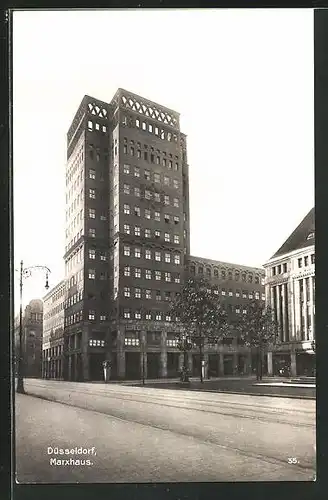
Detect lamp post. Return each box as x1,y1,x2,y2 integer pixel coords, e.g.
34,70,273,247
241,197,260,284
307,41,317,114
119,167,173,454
16,261,50,394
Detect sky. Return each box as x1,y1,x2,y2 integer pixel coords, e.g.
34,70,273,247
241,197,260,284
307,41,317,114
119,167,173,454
13,9,314,311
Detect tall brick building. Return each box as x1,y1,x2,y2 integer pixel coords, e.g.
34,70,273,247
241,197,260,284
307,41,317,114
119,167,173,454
63,89,190,381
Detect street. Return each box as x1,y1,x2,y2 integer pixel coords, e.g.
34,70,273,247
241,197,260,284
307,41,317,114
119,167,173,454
15,379,316,483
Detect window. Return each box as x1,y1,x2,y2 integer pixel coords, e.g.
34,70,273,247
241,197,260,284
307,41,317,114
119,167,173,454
164,214,170,224
154,173,160,183
124,265,130,276
142,122,147,130
242,273,246,282
89,169,96,179
124,204,130,215
89,228,96,238
304,256,309,267
89,208,96,219
248,275,253,283
249,293,253,299
164,195,170,205
88,310,95,320
243,309,247,315
155,211,160,221
155,290,161,301
255,276,260,284
124,245,130,256
100,252,107,261
229,290,233,297
174,234,180,244
174,163,179,171
134,187,140,197
88,269,95,279
145,190,151,200
123,144,127,154
145,312,152,320
145,228,151,238
255,292,260,300
163,158,167,167
123,164,130,174
144,151,148,161
222,289,226,296
165,232,170,242
89,188,96,199
154,192,161,203
173,179,179,189
124,309,131,319
100,214,107,221
130,147,134,156
311,254,315,264
173,198,179,207
144,170,151,180
137,149,141,158
134,226,141,236
100,315,106,321
123,183,130,195
277,265,281,274
165,272,171,282
164,176,170,186
155,312,162,321
134,247,141,258
89,249,96,259
124,224,130,234
235,307,240,314
135,310,142,319
145,209,151,219
135,268,141,278
155,271,161,281
242,291,247,298
213,289,219,295
165,253,171,263
149,123,153,133
136,119,140,128
134,206,140,217
283,263,287,273
174,216,179,224
145,269,152,280
298,258,302,268
174,254,180,265
134,166,140,177
145,289,152,299
168,160,173,169
272,267,276,276
153,251,160,262
155,230,161,238
135,288,141,299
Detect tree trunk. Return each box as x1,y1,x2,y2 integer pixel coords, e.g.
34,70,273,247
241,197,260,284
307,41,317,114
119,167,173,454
199,340,203,384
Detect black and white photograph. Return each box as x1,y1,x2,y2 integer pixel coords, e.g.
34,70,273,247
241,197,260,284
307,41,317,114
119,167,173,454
13,8,316,483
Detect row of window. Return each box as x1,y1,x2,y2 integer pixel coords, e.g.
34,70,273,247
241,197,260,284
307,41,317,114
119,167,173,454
133,118,179,143
123,287,176,300
44,302,64,320
88,208,107,221
119,266,181,282
121,137,180,168
87,120,107,134
89,339,105,347
190,265,262,284
122,224,181,243
122,247,181,264
122,163,180,188
49,287,65,304
122,183,180,207
122,204,181,225
298,254,315,269
66,188,83,221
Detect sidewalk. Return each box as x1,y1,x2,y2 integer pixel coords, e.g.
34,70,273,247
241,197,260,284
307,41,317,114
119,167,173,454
122,376,316,399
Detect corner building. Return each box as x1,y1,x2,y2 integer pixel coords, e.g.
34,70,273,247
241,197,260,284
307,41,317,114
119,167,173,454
64,89,190,381
264,208,315,376
42,280,65,379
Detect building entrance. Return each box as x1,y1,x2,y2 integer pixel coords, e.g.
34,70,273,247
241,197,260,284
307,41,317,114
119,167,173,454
125,352,140,380
89,353,106,381
167,352,180,378
147,353,160,379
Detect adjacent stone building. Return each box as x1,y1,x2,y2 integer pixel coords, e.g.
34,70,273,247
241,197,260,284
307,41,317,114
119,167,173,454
42,280,65,379
14,299,43,378
264,208,315,376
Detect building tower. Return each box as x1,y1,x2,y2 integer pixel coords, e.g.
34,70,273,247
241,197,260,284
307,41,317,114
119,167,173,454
64,89,190,381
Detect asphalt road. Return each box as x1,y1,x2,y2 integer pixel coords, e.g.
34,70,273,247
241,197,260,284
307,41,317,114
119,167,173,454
15,379,316,483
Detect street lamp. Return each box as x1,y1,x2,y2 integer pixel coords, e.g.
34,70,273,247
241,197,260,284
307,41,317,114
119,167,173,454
16,260,51,394
177,332,192,383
